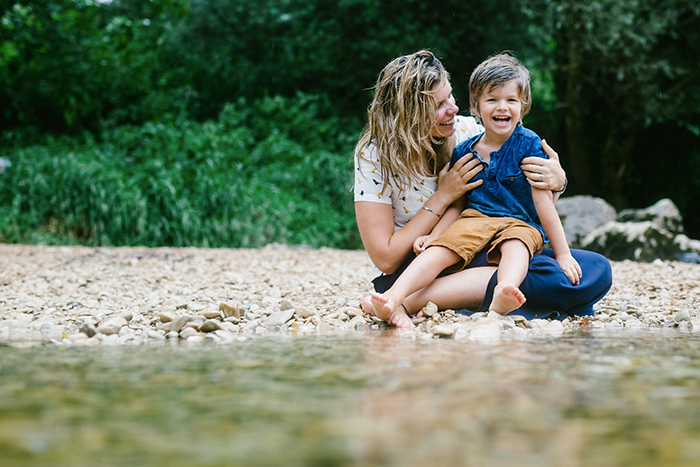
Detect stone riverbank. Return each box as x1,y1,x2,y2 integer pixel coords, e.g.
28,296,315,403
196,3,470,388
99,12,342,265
1,243,699,346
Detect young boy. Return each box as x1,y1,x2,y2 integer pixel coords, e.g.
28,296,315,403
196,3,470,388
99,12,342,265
369,52,581,328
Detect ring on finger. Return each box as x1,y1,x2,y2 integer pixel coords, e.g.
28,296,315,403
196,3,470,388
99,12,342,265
538,173,542,182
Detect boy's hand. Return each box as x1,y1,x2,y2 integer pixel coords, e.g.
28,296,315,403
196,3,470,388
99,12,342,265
556,254,582,285
413,235,433,255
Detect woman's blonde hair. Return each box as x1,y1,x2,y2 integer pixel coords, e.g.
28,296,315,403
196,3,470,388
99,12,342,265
355,50,455,192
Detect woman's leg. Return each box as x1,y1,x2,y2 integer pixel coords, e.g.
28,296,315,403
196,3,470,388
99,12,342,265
475,249,613,320
402,265,496,313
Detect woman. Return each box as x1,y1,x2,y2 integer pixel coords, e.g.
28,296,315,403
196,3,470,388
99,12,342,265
354,50,611,322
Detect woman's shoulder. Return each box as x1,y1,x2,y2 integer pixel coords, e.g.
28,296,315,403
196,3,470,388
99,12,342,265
454,115,484,144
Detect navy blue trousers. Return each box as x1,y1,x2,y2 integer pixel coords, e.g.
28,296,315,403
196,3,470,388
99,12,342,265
372,248,612,321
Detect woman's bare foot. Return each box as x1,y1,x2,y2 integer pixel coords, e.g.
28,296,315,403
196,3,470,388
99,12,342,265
361,295,375,316
489,283,526,315
370,293,415,328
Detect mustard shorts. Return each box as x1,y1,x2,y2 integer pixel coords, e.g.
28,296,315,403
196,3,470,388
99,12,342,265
430,209,544,270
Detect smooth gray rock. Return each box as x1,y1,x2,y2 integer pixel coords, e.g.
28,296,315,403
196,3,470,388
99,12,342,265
556,195,617,246
96,316,128,336
200,320,223,333
263,309,295,328
168,315,193,332
431,325,455,337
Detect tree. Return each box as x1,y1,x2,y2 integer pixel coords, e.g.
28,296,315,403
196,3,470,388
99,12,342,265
524,0,700,206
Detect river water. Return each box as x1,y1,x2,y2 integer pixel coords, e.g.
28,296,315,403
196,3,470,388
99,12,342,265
1,328,700,466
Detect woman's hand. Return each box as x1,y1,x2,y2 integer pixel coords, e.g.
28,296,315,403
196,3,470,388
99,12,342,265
434,156,483,206
521,140,566,192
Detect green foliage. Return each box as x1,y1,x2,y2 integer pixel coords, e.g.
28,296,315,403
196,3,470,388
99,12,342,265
522,0,700,205
1,0,700,244
0,94,363,249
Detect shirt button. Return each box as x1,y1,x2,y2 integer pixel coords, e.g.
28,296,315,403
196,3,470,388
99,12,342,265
510,177,514,181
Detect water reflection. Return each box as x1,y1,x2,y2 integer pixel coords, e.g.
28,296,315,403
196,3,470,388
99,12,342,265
1,330,700,466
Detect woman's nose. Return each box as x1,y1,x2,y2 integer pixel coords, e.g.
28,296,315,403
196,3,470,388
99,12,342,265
449,101,459,114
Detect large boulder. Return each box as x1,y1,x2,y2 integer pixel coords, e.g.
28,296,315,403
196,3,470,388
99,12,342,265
580,221,678,262
556,195,617,247
617,198,684,234
575,198,700,262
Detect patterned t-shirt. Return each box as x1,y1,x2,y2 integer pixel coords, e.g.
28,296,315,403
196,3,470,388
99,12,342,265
353,115,483,278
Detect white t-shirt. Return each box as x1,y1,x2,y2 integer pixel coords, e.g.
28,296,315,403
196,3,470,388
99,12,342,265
354,115,483,278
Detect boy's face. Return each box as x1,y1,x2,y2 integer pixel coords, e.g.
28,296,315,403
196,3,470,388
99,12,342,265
477,80,522,140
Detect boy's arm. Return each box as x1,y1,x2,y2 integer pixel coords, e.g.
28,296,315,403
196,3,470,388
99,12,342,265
414,197,464,254
531,188,582,285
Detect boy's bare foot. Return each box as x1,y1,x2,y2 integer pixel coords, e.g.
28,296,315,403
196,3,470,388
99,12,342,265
489,283,526,316
370,293,415,328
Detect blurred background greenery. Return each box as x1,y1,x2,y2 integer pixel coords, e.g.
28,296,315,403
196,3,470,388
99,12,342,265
0,0,698,248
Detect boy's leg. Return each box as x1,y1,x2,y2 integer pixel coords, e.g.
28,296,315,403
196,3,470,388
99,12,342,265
370,246,461,327
489,239,529,315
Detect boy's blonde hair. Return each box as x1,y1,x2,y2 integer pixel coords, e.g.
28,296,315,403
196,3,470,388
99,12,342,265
469,52,531,125
355,50,455,192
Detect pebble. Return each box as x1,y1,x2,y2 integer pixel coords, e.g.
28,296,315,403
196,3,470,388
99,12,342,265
219,302,241,319
263,309,295,328
295,306,315,319
79,322,97,337
179,327,199,339
431,325,455,337
158,312,175,323
202,310,222,320
96,316,128,336
675,310,692,322
200,320,223,333
169,315,193,332
421,301,438,317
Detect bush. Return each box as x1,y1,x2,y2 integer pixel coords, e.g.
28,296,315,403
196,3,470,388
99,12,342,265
0,93,363,249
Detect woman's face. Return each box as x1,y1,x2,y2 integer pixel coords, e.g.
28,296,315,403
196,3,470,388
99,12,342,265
430,81,459,138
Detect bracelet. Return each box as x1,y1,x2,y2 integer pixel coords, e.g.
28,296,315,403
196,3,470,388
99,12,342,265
421,206,442,218
553,177,568,195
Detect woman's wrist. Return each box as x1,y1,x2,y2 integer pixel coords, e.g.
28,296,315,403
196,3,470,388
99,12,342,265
426,191,452,214
552,177,568,195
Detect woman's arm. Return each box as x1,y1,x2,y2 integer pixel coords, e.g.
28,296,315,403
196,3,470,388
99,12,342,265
531,187,582,285
521,140,567,201
356,157,482,275
414,198,464,254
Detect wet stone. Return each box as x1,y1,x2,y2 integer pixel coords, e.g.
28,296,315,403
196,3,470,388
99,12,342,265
96,316,128,336
421,302,438,317
200,320,223,333
219,302,241,319
675,310,691,322
179,327,199,339
264,309,295,328
202,310,222,320
79,322,97,337
431,325,455,337
169,315,193,332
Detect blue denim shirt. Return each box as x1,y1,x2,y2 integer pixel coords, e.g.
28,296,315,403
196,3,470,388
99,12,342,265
449,125,548,242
